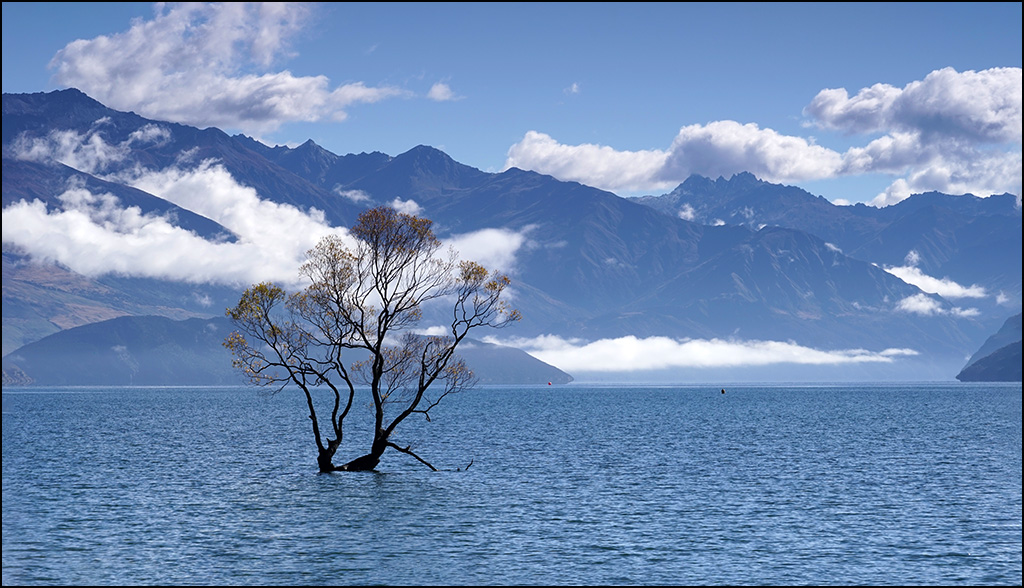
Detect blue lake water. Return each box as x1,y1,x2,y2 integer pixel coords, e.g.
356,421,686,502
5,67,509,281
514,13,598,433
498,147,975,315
3,383,1021,586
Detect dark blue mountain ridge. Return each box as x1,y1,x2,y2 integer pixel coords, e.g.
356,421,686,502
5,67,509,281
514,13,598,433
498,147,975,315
635,171,1021,311
3,88,1018,380
961,312,1022,369
638,171,1020,231
2,248,244,360
234,137,1020,377
621,225,976,354
248,132,753,325
3,89,364,228
848,202,1022,294
233,135,395,194
955,340,1022,382
278,142,753,316
0,315,573,386
1,315,241,386
635,172,885,247
276,140,1014,348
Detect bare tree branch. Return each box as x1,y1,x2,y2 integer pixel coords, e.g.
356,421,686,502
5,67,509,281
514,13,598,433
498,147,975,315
386,441,438,472
226,206,519,472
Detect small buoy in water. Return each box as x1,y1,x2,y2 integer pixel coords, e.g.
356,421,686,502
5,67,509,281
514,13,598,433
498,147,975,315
548,382,552,385
721,389,725,394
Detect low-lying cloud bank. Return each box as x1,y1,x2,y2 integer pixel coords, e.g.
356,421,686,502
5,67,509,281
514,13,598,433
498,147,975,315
3,150,354,287
488,334,918,373
3,124,528,288
1,171,527,290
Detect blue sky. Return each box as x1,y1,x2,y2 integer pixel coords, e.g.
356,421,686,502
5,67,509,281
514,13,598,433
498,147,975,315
3,2,1021,205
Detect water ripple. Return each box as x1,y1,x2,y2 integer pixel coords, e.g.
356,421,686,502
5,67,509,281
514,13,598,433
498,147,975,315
3,383,1021,585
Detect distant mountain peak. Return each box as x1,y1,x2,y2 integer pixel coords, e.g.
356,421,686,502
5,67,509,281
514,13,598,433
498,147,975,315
292,138,338,160
723,171,761,185
385,144,483,183
677,171,765,195
4,87,95,107
678,174,716,193
397,144,458,162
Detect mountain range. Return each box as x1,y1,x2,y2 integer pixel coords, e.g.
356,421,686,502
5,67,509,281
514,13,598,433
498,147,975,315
3,89,1021,383
955,313,1022,382
0,315,572,387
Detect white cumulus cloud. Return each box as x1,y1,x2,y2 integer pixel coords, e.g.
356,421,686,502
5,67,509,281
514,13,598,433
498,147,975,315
427,82,461,102
48,2,408,134
504,67,1022,205
882,249,987,299
658,121,843,184
335,188,372,203
677,203,696,221
884,265,987,299
895,294,979,318
446,227,528,274
389,198,423,216
805,67,1022,143
505,130,671,193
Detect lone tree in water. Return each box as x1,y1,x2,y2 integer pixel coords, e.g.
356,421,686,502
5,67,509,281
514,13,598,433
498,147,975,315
225,206,519,472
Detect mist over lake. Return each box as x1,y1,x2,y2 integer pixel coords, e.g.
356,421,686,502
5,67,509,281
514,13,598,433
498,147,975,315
3,383,1020,586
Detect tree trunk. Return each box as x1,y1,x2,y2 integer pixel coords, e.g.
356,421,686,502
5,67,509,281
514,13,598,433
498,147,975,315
337,436,388,471
317,448,337,473
337,452,380,471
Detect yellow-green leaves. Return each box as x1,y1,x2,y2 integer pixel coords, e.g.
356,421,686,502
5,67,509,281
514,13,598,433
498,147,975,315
300,235,357,288
458,260,489,285
225,282,285,321
352,206,440,257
